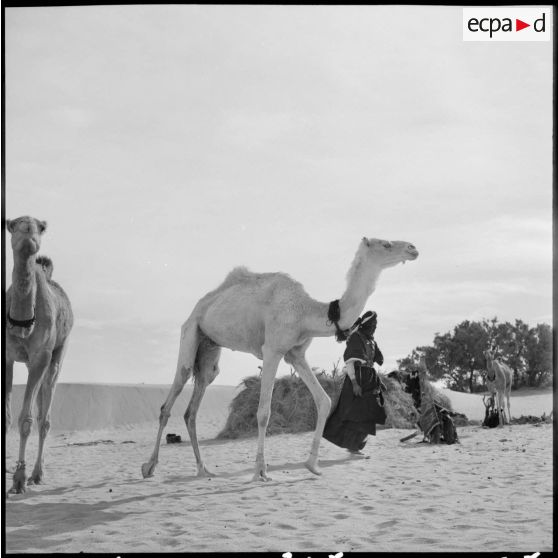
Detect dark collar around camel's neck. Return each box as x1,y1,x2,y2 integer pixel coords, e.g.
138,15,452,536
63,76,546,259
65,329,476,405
327,299,350,342
7,312,35,328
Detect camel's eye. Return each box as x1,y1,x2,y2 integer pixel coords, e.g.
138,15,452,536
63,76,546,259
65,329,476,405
382,242,392,249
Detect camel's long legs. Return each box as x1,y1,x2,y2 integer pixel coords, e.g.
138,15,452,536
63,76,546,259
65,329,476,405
141,322,200,478
505,389,512,424
5,360,14,434
496,390,506,427
253,345,283,482
285,346,331,475
11,352,52,493
185,338,221,477
485,352,513,427
29,342,67,484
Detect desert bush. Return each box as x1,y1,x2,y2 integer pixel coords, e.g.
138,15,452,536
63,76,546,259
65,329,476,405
511,413,552,425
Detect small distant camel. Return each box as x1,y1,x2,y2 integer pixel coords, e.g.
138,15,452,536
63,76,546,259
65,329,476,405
142,237,418,481
483,348,512,427
5,216,73,493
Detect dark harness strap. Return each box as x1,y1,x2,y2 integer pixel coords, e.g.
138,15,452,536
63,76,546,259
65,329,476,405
7,312,35,328
327,299,350,342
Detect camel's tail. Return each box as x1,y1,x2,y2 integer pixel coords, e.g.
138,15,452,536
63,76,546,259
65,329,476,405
175,317,203,383
36,255,54,280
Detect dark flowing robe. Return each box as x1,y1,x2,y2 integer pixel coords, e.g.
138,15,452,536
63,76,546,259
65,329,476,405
323,331,386,451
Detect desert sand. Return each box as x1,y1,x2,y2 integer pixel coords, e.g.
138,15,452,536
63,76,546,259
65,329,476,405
4,382,553,553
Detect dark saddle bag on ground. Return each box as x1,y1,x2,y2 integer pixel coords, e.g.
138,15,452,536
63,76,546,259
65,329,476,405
482,409,501,428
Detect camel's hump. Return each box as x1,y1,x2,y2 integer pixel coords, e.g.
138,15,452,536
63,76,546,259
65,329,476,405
36,255,54,280
219,266,301,290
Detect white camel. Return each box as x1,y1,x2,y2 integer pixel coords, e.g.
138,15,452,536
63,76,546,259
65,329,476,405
142,237,419,481
483,348,513,427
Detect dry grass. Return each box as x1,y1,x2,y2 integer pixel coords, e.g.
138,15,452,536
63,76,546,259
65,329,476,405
217,373,341,439
217,371,454,439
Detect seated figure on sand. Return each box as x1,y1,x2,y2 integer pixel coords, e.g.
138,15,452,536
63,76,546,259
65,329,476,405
416,357,458,445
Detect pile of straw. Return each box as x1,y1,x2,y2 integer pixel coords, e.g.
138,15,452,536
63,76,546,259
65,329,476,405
217,373,341,439
217,370,454,439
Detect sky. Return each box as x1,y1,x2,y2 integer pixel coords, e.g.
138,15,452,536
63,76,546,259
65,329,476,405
3,5,553,387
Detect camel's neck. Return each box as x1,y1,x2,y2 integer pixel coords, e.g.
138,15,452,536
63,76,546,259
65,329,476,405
486,358,496,381
337,261,383,329
303,261,384,339
10,252,37,320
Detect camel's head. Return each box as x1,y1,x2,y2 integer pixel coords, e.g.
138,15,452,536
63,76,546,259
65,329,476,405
416,355,428,379
483,348,494,363
360,237,419,269
6,216,47,256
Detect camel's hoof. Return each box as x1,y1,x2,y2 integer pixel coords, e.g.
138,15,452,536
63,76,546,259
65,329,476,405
197,466,216,478
27,477,43,486
252,471,271,482
11,469,27,494
28,468,44,485
304,459,322,476
9,481,26,495
141,462,155,478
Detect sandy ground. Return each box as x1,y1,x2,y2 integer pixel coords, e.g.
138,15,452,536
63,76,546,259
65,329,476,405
4,383,553,553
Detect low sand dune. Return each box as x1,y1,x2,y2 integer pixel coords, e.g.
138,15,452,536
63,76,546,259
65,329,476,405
8,382,552,432
439,387,553,421
5,383,553,553
8,383,238,432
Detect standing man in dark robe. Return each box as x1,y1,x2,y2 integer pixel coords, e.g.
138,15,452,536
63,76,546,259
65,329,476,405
323,310,386,455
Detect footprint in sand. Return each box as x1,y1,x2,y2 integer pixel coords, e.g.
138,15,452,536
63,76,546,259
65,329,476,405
276,523,297,530
415,537,438,544
161,537,181,548
376,519,398,529
333,513,350,520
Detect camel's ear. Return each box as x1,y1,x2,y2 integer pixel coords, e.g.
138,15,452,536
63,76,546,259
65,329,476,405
38,220,47,234
6,219,15,232
361,237,370,247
